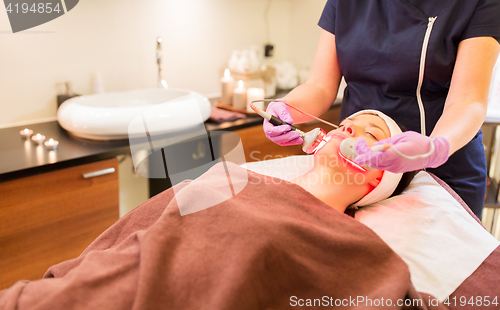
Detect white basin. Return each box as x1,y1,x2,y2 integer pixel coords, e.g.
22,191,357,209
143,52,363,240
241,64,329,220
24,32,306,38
57,89,212,140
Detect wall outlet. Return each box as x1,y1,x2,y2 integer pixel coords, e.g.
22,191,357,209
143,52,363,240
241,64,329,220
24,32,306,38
265,44,274,57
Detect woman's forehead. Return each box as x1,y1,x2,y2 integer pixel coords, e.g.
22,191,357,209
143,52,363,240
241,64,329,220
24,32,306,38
343,113,391,137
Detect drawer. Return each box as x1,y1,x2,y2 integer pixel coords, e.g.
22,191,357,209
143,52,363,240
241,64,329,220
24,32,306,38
0,158,119,289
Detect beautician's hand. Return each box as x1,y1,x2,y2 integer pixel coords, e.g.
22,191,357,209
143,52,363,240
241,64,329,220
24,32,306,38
354,131,450,173
263,101,304,146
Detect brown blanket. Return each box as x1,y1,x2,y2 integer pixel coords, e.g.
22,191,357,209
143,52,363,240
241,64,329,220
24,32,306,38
0,163,444,309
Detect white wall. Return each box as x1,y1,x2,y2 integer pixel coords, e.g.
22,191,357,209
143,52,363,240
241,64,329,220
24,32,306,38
288,0,346,98
288,0,326,70
0,0,312,127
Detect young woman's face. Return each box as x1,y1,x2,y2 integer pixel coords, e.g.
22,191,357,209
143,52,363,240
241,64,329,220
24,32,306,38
313,113,391,181
333,113,390,144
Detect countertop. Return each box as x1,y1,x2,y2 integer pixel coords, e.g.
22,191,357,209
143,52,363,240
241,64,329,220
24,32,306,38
0,115,264,183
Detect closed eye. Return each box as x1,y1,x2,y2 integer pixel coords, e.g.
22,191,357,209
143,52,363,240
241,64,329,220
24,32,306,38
366,132,378,141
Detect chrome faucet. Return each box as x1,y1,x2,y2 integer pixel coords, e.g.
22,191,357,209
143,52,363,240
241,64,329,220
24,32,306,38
156,37,169,89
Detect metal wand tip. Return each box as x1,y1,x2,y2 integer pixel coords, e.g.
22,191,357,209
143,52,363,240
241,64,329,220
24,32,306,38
249,102,259,113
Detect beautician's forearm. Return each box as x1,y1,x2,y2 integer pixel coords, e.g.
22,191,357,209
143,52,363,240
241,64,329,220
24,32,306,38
282,82,339,124
431,37,499,155
430,102,487,155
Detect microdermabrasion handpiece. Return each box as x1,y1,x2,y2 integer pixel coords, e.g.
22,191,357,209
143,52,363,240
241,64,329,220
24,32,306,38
339,138,358,160
338,138,394,170
249,102,331,154
302,128,326,153
249,102,302,132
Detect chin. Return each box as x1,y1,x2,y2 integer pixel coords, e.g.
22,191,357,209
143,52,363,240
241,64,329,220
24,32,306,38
314,141,340,165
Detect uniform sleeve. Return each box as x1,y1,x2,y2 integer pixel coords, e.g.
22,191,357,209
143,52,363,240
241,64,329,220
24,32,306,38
461,0,500,43
318,0,336,34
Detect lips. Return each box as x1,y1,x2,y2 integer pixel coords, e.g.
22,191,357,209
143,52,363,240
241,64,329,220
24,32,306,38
315,133,345,152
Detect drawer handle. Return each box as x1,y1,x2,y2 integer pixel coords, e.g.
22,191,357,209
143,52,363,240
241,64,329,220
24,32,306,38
82,168,115,179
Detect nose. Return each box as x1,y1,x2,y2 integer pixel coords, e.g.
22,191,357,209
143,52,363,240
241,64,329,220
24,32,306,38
342,123,355,136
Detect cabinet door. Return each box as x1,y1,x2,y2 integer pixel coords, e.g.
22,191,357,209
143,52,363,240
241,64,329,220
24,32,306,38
148,133,223,197
0,158,119,289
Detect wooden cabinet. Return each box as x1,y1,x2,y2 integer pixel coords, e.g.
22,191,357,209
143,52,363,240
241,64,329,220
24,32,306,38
0,158,119,289
234,106,341,162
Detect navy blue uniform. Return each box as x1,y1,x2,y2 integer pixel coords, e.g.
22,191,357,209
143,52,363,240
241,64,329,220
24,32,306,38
319,0,500,217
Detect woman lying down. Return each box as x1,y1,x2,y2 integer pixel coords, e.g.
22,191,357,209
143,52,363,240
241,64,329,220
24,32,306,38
0,111,445,310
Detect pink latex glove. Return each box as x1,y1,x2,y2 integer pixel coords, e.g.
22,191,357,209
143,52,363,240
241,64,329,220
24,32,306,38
263,100,304,146
354,131,450,173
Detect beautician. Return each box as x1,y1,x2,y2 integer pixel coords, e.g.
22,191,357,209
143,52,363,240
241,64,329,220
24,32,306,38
264,0,500,217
